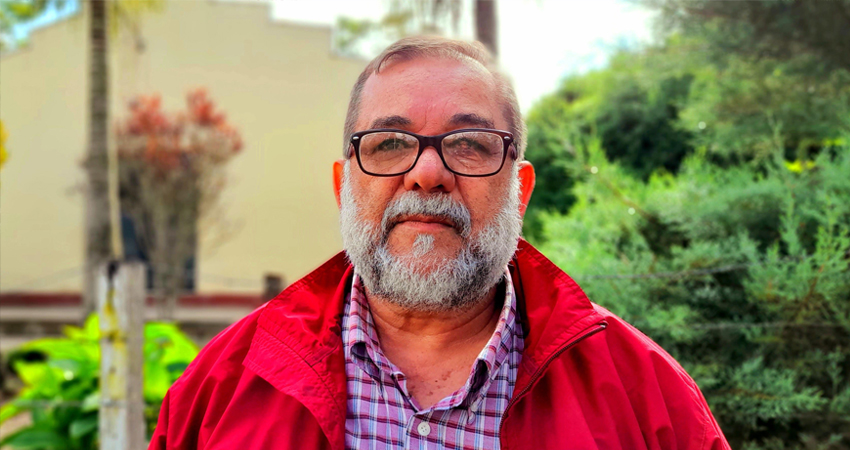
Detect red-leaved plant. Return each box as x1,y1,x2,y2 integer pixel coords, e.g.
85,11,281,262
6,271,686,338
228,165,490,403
116,89,242,320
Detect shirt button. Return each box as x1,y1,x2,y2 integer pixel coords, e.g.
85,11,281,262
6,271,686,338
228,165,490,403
417,422,431,437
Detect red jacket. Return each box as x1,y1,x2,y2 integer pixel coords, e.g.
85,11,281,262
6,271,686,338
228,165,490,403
150,241,730,450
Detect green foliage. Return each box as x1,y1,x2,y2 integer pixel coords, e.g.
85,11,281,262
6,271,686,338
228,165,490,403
523,4,850,448
524,6,850,238
645,0,850,160
595,71,694,179
0,0,162,52
523,48,700,242
0,0,66,50
0,314,198,449
535,137,850,448
678,50,850,161
646,0,850,73
335,0,462,57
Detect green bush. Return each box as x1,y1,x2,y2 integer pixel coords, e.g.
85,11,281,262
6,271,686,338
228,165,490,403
534,137,850,449
0,314,198,449
524,26,850,243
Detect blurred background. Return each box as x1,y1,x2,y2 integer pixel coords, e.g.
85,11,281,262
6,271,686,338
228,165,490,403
0,0,848,449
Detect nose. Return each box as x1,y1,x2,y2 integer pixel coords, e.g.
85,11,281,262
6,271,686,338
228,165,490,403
403,146,456,193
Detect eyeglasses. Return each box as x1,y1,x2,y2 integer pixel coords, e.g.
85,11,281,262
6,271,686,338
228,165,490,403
349,128,517,177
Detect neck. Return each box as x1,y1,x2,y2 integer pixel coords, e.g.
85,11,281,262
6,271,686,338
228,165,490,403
366,284,502,355
362,282,505,409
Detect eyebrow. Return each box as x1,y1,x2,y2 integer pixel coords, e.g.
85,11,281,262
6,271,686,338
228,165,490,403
368,113,495,131
448,113,494,129
370,115,412,129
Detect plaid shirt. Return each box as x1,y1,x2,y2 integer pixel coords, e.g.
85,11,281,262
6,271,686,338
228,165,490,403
342,269,523,450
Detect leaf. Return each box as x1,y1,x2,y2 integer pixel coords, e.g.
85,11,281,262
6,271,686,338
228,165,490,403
69,415,98,439
61,314,99,342
0,402,23,424
18,338,93,363
143,358,172,401
82,314,100,340
81,392,100,412
62,325,85,341
13,361,59,395
144,322,199,366
0,427,66,449
165,362,189,374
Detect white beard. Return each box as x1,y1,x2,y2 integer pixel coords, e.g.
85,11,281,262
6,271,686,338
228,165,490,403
339,162,523,312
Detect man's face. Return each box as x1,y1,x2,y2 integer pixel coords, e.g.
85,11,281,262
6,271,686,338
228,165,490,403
353,57,513,261
337,56,532,310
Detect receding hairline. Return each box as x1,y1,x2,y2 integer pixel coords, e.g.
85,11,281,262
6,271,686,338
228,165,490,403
343,36,526,160
358,56,502,129
373,44,491,76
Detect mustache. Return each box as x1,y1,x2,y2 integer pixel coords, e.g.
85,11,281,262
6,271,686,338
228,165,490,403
380,192,472,240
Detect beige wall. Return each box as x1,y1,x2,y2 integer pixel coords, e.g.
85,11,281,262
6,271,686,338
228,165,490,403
0,0,366,293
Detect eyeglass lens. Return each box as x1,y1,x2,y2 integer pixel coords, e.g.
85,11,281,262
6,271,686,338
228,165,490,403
358,131,504,175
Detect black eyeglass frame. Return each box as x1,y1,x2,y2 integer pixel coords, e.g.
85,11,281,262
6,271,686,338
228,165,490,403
349,128,517,177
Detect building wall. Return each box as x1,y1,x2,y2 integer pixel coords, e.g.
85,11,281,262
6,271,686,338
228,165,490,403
0,0,366,293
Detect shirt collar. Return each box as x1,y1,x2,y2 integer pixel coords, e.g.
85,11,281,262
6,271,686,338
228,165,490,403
342,267,521,409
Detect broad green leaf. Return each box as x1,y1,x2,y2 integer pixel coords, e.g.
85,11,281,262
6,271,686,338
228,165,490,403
81,392,100,412
144,358,172,401
0,402,23,424
165,362,189,375
19,338,94,363
4,312,200,444
0,427,66,449
69,415,98,439
13,361,60,396
82,314,100,340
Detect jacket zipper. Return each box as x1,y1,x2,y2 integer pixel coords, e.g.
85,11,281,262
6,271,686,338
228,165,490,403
500,320,608,425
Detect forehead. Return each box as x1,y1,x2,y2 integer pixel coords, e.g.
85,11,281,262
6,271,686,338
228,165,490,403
357,56,505,132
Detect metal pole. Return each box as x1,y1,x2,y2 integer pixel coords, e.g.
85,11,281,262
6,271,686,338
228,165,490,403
97,261,145,450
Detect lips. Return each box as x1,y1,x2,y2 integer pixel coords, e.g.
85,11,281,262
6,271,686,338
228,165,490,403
378,193,472,238
389,214,457,230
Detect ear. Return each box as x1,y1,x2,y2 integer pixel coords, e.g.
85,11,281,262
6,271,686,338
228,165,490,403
332,159,345,210
517,161,535,218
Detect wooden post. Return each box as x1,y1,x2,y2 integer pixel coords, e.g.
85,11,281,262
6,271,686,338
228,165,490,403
264,273,285,301
97,261,145,450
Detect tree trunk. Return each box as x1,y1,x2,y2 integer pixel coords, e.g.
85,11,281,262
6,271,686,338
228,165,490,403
83,0,112,314
474,0,498,58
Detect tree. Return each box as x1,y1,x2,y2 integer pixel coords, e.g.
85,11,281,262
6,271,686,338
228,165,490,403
643,0,850,161
115,90,242,321
522,48,697,240
473,0,497,56
335,0,499,58
0,0,162,312
523,15,850,241
523,3,850,446
646,0,850,73
536,138,850,449
0,0,68,50
83,0,112,316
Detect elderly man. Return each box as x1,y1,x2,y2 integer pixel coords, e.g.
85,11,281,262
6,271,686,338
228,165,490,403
149,36,729,450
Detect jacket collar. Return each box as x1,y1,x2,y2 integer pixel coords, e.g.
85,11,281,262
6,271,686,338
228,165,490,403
243,239,603,450
508,240,604,376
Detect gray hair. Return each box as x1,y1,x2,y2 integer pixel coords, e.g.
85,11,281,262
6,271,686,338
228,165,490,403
343,35,526,160
339,161,522,312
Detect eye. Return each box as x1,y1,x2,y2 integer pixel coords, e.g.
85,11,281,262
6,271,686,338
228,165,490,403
375,137,414,152
445,137,493,160
453,138,487,153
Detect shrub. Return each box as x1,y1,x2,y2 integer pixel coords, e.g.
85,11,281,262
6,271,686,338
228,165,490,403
535,138,850,448
0,314,198,449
